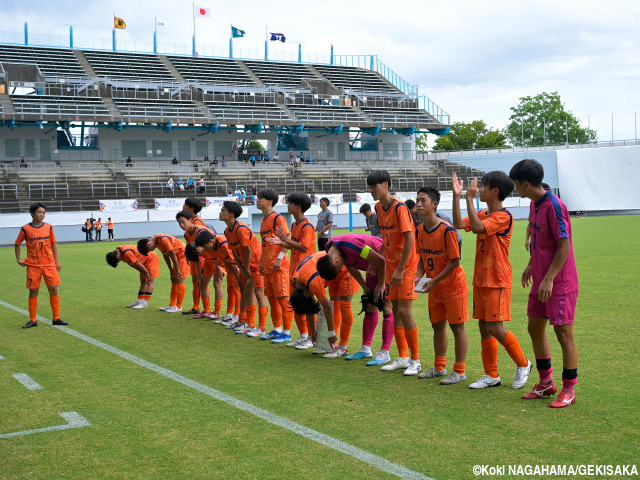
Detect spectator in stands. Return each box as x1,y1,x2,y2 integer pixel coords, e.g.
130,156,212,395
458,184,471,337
167,178,174,192
172,156,180,165
178,178,185,191
264,153,269,162
19,155,27,168
316,197,334,251
95,218,103,241
84,218,92,242
125,156,133,168
241,188,247,205
221,156,228,167
212,157,219,167
295,155,302,168
252,185,257,197
250,153,256,167
405,199,423,227
187,177,195,190
290,152,294,163
359,203,381,238
198,177,205,194
300,152,305,163
204,154,209,163
274,153,279,162
193,160,199,172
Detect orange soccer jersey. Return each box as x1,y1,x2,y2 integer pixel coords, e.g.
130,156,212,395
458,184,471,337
118,244,160,279
290,217,316,275
225,220,261,270
463,209,513,288
155,233,190,278
415,221,468,303
260,211,290,274
191,215,206,227
15,223,56,266
293,252,327,302
375,198,418,267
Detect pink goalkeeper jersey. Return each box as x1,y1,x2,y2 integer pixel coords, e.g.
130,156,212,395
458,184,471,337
325,234,383,271
529,190,579,295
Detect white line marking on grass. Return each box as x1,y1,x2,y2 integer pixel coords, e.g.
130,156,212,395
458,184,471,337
0,299,435,480
0,411,91,439
12,373,43,390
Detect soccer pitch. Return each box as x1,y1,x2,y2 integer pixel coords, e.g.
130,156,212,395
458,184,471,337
1,216,638,480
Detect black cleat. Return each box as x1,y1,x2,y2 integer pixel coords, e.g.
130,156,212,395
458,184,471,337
22,320,38,329
182,308,200,315
52,319,69,326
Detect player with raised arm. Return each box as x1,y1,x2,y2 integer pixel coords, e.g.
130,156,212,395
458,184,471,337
451,171,532,390
15,202,67,328
106,244,160,309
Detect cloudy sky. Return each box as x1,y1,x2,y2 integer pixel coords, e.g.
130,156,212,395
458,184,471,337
1,0,639,143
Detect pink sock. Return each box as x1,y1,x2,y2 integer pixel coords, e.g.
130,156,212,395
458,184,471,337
536,356,553,384
362,311,379,347
562,377,577,396
381,312,394,351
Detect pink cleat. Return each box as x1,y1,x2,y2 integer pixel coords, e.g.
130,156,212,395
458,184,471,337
522,381,558,399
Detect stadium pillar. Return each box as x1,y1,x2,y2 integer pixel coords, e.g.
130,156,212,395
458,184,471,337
24,22,28,45
229,38,233,58
192,35,196,56
370,55,373,71
330,44,333,65
69,26,73,49
298,43,301,63
112,29,116,51
348,202,353,232
264,40,268,61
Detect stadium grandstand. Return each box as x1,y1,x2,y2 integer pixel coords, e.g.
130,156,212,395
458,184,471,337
0,37,460,213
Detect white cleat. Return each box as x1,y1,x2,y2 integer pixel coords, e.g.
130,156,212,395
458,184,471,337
440,371,467,385
323,347,349,359
216,313,233,325
165,306,182,313
286,336,306,347
512,360,533,389
294,339,314,350
469,375,502,389
126,300,141,308
403,360,422,376
158,305,172,311
417,367,447,379
132,302,148,309
381,357,411,371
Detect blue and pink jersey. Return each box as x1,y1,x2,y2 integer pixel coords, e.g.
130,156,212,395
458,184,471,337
529,190,579,295
325,234,383,271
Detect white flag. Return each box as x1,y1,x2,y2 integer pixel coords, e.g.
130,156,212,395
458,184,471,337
194,5,210,18
156,20,166,26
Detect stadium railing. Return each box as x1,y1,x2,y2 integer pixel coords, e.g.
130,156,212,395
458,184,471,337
91,182,130,198
321,178,350,192
28,183,69,198
284,179,315,191
0,183,17,199
397,177,425,191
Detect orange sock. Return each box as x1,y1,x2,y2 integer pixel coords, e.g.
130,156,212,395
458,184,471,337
294,312,308,335
239,311,246,323
202,297,211,313
338,301,354,347
258,306,268,331
49,295,60,320
169,284,178,306
268,296,282,328
213,299,222,315
394,326,408,357
191,280,200,309
405,327,420,361
434,355,447,371
278,297,293,332
246,304,257,328
234,292,241,315
137,292,144,300
176,284,186,309
453,362,466,374
333,301,342,332
143,294,152,301
481,338,499,378
28,297,37,322
499,330,528,368
226,290,235,314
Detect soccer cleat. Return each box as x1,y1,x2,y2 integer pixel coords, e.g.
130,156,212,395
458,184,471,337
220,317,235,327
216,313,233,324
440,372,467,385
165,306,182,313
271,333,292,344
381,357,411,371
192,312,208,319
259,330,282,340
311,347,328,355
132,303,148,309
233,322,249,331
366,350,391,366
158,305,172,311
295,339,314,350
469,375,502,389
522,381,558,399
345,347,373,360
52,319,68,326
549,391,576,408
233,324,250,334
203,312,220,320
183,308,200,315
417,367,447,379
512,360,533,389
286,336,305,347
403,360,422,376
126,300,141,308
22,320,38,329
245,327,265,337
225,321,242,330
323,346,348,358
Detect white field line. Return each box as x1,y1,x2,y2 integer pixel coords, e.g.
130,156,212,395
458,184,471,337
12,373,43,390
0,299,434,480
0,411,91,439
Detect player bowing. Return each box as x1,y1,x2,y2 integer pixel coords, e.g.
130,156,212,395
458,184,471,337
106,244,160,309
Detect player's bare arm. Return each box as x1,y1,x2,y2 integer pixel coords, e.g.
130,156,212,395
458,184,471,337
320,296,338,345
451,172,467,229
538,238,571,303
51,243,61,272
15,244,25,267
422,258,460,293
390,231,414,287
465,177,486,234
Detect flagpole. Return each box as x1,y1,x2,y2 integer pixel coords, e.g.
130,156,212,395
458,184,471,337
192,3,196,56
265,26,268,61
112,13,116,52
230,24,233,59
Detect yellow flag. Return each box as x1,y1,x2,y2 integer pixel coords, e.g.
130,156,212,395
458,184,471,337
114,17,126,29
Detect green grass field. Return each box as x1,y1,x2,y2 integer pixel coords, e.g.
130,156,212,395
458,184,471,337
1,216,639,480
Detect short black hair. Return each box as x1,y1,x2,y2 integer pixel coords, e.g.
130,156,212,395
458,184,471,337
509,159,544,187
316,254,339,281
184,242,199,262
29,202,46,214
222,201,243,218
287,192,312,212
366,170,392,189
105,250,119,268
404,199,416,209
319,197,330,206
359,203,371,214
289,288,322,315
481,171,514,201
195,230,214,248
176,210,193,221
257,188,279,207
184,197,202,214
417,186,441,206
542,182,550,190
137,238,150,256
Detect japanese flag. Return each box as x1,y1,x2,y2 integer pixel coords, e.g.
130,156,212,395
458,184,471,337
194,5,210,18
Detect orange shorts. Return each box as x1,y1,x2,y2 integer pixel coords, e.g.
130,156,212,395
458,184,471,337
141,252,160,280
385,262,418,301
428,294,469,324
472,286,511,321
328,270,360,298
26,265,60,289
265,268,290,297
226,271,239,289
241,267,264,289
172,254,191,280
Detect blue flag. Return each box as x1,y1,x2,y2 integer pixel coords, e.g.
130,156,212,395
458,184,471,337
270,32,286,43
231,26,245,38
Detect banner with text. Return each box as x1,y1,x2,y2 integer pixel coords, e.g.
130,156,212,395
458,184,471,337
154,198,186,210
314,194,344,205
201,197,249,219
99,199,138,212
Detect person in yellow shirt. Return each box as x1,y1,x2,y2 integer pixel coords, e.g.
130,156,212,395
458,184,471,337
95,218,103,241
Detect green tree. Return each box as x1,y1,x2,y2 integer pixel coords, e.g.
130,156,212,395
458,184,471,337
432,120,507,151
415,133,429,153
244,140,265,152
504,91,597,146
